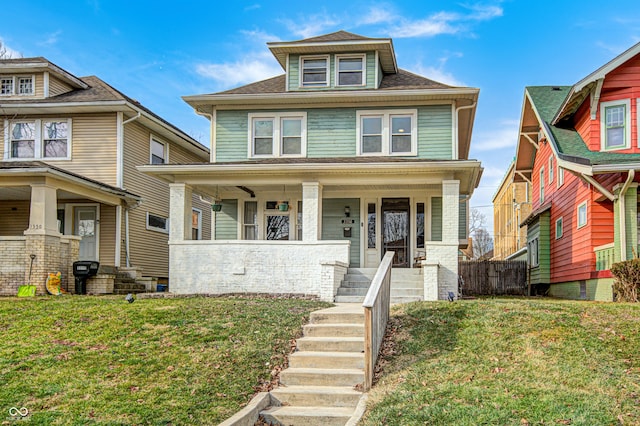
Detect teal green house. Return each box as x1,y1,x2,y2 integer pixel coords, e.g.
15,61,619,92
142,31,483,301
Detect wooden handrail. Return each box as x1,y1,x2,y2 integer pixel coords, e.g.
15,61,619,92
363,251,394,391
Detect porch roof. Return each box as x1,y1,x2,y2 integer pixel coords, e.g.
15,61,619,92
0,161,141,206
138,157,483,198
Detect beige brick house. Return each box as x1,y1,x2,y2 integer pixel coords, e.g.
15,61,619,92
0,57,210,295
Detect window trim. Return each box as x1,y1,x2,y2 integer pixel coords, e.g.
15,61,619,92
146,212,169,234
4,118,72,161
150,135,169,164
356,109,418,156
529,237,539,268
248,112,307,158
577,201,587,228
299,55,330,88
555,217,563,239
600,99,631,151
335,54,366,87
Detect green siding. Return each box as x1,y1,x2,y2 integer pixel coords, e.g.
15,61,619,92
216,111,248,162
614,187,637,261
458,196,467,240
418,105,452,159
431,197,442,242
307,109,357,157
214,199,238,239
527,212,550,285
216,105,453,161
548,278,613,301
322,198,360,267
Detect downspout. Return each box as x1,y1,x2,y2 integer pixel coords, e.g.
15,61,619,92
124,201,141,268
454,101,477,160
618,169,635,261
119,112,142,268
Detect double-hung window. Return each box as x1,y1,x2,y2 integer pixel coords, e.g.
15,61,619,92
336,55,365,86
150,137,168,164
601,99,630,150
539,167,545,204
1,77,14,95
249,112,306,158
357,110,417,156
300,56,329,87
0,75,34,96
18,76,34,95
5,119,71,160
577,202,587,228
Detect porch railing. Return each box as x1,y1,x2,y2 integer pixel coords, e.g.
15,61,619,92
594,243,615,271
362,251,394,391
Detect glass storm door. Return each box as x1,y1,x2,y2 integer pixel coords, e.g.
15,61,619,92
75,206,98,261
382,198,410,267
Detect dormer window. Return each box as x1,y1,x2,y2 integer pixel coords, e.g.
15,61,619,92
601,99,630,151
18,77,34,95
300,56,329,87
1,77,14,95
336,55,365,86
0,75,35,96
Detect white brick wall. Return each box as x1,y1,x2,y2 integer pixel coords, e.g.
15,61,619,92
169,240,350,302
424,242,459,300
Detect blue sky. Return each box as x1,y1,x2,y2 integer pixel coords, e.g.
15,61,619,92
2,0,640,234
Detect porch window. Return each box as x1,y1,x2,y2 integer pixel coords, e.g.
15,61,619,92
367,203,376,248
357,109,417,156
10,122,35,158
300,56,329,87
297,200,303,240
416,203,425,248
244,201,258,240
192,208,202,240
336,55,365,86
266,214,289,240
147,213,169,233
601,100,630,150
249,113,306,158
43,121,69,158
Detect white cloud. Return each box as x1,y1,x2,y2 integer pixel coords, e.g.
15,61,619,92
240,29,280,44
472,119,519,152
39,30,62,46
244,4,261,11
357,6,396,26
195,51,283,89
280,13,340,39
0,37,21,58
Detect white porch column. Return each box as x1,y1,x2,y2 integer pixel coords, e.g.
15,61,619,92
302,182,322,242
169,183,193,242
24,183,60,235
442,180,460,243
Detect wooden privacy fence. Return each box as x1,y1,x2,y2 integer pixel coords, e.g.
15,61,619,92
459,260,528,296
362,251,394,391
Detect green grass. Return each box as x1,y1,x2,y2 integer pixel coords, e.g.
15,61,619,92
0,295,330,425
362,298,640,426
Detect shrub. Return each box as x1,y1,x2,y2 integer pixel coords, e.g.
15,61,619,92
610,259,640,302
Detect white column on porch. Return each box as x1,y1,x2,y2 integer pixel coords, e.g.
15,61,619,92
442,180,460,243
302,182,322,242
169,183,193,242
24,183,60,235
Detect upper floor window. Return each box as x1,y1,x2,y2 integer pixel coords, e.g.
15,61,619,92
548,156,554,184
0,75,34,96
4,119,71,160
539,167,545,204
336,55,365,86
300,56,329,87
248,112,307,158
577,201,587,228
557,165,564,188
356,109,417,156
150,137,168,164
601,99,630,151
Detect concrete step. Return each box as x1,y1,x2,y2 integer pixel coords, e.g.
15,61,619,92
303,323,364,338
336,287,368,296
289,351,364,369
340,280,371,288
343,274,373,282
261,405,354,426
270,385,362,407
309,305,364,325
334,295,365,303
296,336,364,353
279,367,364,387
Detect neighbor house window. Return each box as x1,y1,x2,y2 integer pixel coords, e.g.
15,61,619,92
555,217,563,239
1,77,14,95
300,56,329,87
18,76,34,95
577,202,587,228
539,167,545,204
557,165,564,188
548,156,554,184
248,112,306,158
146,213,169,233
336,55,365,86
192,208,202,240
5,119,72,160
357,110,417,156
601,100,631,150
416,203,425,249
528,237,539,267
150,137,167,164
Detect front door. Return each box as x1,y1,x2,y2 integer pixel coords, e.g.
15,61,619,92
75,206,98,261
382,198,410,267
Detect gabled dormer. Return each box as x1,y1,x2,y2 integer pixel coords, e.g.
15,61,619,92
267,31,398,91
0,57,88,100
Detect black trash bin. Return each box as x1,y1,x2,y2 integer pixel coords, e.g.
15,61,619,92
73,261,100,294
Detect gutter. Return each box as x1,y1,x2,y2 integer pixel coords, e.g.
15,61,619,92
454,101,476,160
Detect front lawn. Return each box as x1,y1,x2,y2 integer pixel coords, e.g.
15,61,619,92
362,298,640,426
0,295,330,425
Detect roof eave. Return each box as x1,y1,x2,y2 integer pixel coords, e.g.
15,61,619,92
0,60,89,89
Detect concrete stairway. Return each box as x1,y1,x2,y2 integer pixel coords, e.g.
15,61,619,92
113,272,147,295
261,304,365,426
335,268,424,304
